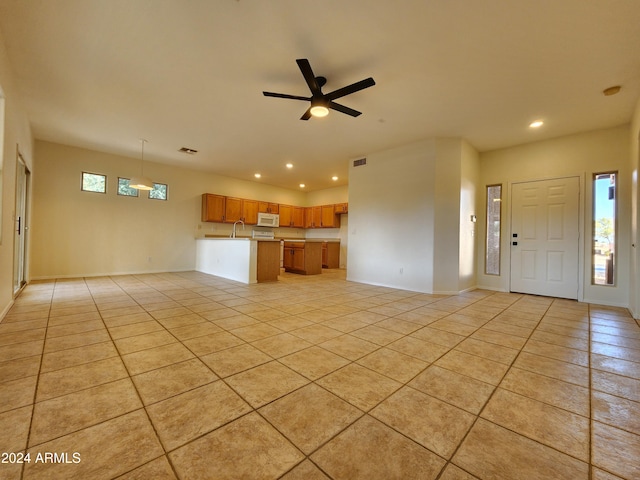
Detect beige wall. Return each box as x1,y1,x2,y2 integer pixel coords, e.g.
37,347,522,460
459,139,480,292
0,31,34,318
477,125,631,308
31,141,309,279
347,138,478,294
629,98,640,317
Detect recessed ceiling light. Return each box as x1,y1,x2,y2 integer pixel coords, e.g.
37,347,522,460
603,85,621,96
332,176,338,181
286,163,293,169
299,183,305,188
529,120,544,128
254,173,261,178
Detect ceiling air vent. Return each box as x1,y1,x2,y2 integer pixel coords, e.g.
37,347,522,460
179,147,198,154
353,158,367,167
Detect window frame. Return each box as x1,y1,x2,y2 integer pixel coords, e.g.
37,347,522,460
485,183,502,276
117,177,139,197
148,182,168,201
591,171,617,286
81,171,107,194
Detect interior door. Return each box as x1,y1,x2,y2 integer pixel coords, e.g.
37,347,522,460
13,154,29,294
510,177,579,299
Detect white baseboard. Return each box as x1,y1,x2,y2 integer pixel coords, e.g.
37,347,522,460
30,268,194,281
0,299,15,323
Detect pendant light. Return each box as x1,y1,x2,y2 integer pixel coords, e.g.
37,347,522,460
129,139,154,190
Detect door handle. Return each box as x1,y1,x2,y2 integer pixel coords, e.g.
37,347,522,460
17,217,21,235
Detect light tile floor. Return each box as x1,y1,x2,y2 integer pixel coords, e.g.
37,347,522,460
1,270,639,479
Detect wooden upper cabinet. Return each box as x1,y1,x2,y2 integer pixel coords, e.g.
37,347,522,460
224,197,243,223
292,207,305,228
321,204,339,228
258,201,279,214
279,205,304,228
304,207,312,228
279,204,293,226
334,203,348,214
202,194,226,222
203,194,345,227
243,199,259,225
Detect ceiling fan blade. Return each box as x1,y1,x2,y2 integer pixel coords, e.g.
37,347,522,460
329,101,362,117
300,107,312,120
325,77,375,101
263,92,310,101
296,59,321,95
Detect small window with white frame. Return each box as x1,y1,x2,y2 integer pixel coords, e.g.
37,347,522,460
81,172,106,193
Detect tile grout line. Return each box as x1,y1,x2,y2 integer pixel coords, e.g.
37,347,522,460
437,293,554,477
83,276,184,480
19,279,54,480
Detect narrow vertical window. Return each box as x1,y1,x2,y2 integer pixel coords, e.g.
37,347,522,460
485,184,502,275
593,172,617,285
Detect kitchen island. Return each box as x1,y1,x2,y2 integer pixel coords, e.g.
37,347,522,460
283,240,323,275
195,238,280,284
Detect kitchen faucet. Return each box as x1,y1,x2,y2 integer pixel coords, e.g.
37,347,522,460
231,220,245,238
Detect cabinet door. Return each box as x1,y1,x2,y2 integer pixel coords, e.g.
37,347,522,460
243,199,259,224
321,205,338,228
292,247,305,271
258,201,270,214
334,203,348,214
225,197,243,223
292,207,305,228
201,194,226,222
268,203,279,214
279,205,293,227
304,207,313,228
283,247,294,269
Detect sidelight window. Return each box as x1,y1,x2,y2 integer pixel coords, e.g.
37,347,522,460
592,172,616,285
485,184,502,275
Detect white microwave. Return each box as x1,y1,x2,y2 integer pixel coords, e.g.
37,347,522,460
257,212,280,227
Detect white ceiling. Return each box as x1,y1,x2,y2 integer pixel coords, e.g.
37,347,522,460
1,0,639,191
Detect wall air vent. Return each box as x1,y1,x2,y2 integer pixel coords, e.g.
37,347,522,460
353,158,367,167
179,147,198,154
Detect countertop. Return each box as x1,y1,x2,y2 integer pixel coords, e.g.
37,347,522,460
200,236,280,241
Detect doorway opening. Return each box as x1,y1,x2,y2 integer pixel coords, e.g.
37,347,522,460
13,151,30,295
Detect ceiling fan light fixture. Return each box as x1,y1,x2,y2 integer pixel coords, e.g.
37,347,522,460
310,105,329,117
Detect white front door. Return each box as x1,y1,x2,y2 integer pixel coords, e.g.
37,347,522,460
510,177,580,299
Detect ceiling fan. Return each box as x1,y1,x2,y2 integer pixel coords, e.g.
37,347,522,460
263,59,375,120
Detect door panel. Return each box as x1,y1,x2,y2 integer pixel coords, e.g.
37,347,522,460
13,155,29,294
510,177,579,299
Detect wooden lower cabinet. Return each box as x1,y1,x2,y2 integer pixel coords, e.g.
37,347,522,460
322,241,340,268
256,241,280,282
283,241,322,275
